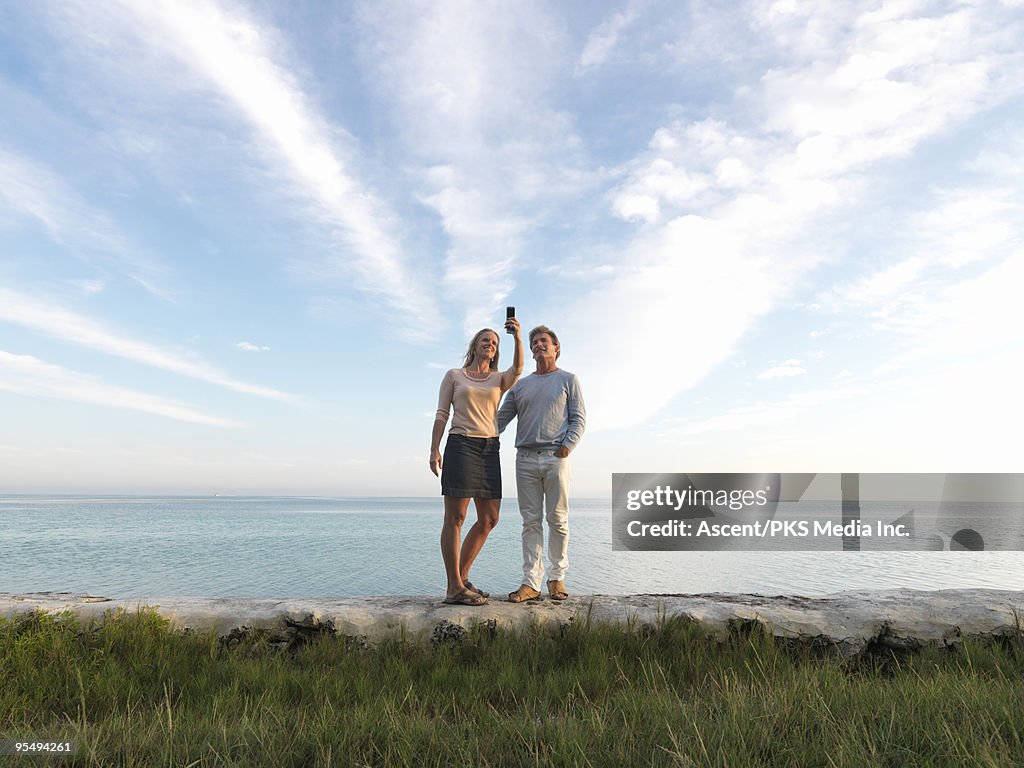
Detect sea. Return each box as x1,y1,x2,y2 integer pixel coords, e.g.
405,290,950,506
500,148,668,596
2,495,1023,598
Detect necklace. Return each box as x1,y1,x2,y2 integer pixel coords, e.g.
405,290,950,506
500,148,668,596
464,368,491,380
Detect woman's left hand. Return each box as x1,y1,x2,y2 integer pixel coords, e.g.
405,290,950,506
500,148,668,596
504,316,521,336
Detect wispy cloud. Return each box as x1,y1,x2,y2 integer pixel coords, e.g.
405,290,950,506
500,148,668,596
907,186,1021,269
575,3,643,74
356,0,590,331
667,346,1023,471
562,1,1024,430
868,248,1023,357
758,360,806,380
817,181,1024,356
0,351,240,427
70,279,107,296
0,147,171,297
57,0,439,337
668,382,864,438
0,286,294,402
236,341,270,352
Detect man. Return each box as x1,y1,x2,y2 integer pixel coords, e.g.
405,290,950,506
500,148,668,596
497,324,586,602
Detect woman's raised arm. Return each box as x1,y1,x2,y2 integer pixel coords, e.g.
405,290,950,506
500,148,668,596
501,317,524,392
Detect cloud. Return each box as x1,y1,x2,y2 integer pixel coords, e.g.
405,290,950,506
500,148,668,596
563,215,780,429
758,360,806,380
968,125,1024,179
745,3,1024,194
876,249,1024,356
669,382,865,438
822,257,929,313
576,3,643,74
908,186,1021,269
54,0,439,338
0,286,294,402
0,350,241,427
661,349,1023,471
356,0,590,331
236,341,271,352
562,0,1023,431
0,147,171,297
71,279,107,296
818,182,1024,351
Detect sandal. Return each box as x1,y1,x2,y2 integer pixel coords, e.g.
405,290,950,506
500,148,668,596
464,580,490,598
508,584,542,603
444,587,487,606
547,580,569,601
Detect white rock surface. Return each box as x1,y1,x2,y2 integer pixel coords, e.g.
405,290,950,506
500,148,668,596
2,590,1022,656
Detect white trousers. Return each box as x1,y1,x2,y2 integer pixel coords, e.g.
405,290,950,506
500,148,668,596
515,449,571,590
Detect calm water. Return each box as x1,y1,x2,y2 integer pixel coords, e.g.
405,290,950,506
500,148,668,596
2,496,1023,597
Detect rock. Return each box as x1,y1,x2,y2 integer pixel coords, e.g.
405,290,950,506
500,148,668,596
2,589,1022,658
431,619,467,645
283,613,335,646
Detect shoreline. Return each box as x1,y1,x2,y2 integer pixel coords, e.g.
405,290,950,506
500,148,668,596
4,588,1023,656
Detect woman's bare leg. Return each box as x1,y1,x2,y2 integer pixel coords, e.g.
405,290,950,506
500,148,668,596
441,496,471,596
459,497,500,584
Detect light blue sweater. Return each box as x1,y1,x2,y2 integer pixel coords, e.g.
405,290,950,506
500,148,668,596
496,369,586,452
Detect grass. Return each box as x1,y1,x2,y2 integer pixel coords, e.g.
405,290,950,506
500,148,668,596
2,608,1024,766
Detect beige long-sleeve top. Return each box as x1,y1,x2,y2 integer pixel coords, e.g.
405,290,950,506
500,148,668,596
434,368,503,438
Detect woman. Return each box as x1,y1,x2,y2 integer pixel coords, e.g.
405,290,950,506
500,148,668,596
430,317,523,605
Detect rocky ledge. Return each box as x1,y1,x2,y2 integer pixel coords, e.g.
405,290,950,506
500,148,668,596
2,589,1023,657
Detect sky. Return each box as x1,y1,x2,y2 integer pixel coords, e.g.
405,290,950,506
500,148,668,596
0,0,1021,497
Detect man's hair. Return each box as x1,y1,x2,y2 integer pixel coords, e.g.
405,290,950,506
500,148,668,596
462,328,500,370
529,325,560,360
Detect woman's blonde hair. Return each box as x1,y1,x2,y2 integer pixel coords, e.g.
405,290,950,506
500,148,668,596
463,328,500,371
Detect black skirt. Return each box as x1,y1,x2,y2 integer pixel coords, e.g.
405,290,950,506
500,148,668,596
441,434,501,499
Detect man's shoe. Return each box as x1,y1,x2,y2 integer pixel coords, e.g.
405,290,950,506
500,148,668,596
547,580,569,601
508,584,542,603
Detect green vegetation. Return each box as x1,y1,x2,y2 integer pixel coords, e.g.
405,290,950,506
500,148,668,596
2,608,1024,767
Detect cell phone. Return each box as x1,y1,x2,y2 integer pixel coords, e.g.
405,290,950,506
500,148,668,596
506,306,515,333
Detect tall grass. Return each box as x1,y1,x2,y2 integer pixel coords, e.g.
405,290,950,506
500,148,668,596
2,608,1023,766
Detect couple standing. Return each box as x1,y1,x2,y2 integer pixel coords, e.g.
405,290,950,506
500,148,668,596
429,317,586,606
